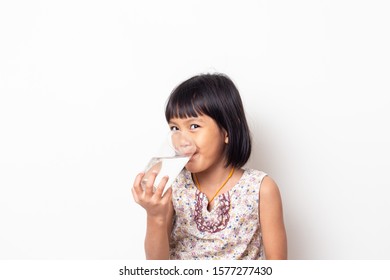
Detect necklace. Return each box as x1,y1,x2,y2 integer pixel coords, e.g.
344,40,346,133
193,167,235,204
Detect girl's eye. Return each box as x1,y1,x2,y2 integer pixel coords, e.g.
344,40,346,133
170,126,179,131
190,124,199,130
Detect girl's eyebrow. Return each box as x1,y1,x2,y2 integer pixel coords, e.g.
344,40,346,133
169,117,205,125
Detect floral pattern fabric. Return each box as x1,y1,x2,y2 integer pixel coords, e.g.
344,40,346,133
169,168,267,260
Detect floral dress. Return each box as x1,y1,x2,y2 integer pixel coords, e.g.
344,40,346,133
169,168,267,260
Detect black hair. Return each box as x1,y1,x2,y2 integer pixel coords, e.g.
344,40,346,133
165,73,251,168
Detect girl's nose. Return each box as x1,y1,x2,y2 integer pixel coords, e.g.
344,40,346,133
171,131,196,156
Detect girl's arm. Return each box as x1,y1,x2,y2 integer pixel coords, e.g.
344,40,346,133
132,172,174,259
259,176,288,259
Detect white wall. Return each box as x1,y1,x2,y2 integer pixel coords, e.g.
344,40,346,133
1,0,389,259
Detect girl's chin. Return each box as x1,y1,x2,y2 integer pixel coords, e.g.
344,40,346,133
184,164,195,173
184,162,199,173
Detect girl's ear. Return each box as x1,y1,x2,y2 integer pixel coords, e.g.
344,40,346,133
221,128,228,144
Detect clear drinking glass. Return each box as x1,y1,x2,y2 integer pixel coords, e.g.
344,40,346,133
141,130,196,194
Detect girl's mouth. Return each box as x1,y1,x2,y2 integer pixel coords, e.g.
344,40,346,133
188,153,197,161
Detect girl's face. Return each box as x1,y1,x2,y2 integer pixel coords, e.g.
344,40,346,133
168,115,227,174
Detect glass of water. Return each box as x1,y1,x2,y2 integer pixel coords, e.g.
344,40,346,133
141,130,196,194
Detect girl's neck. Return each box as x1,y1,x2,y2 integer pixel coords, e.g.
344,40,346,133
193,163,235,191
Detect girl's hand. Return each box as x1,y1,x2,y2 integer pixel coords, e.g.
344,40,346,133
132,171,172,219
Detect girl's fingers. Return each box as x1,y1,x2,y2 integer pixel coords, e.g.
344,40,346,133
132,172,145,196
144,171,158,196
131,187,140,203
132,172,172,211
161,186,173,204
154,176,169,198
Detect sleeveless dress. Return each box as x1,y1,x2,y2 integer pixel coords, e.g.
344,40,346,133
169,168,267,260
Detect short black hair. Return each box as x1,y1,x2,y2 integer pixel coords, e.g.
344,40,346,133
165,73,251,168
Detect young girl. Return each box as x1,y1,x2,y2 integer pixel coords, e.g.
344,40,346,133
132,73,287,260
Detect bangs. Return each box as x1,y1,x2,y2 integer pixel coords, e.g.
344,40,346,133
165,91,209,121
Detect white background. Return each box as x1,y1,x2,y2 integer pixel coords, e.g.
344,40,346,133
1,0,389,260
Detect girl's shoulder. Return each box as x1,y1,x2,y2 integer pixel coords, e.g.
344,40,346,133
240,169,281,206
241,168,280,193
246,170,281,201
241,168,268,183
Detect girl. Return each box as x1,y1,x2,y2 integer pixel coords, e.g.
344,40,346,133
132,73,287,260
